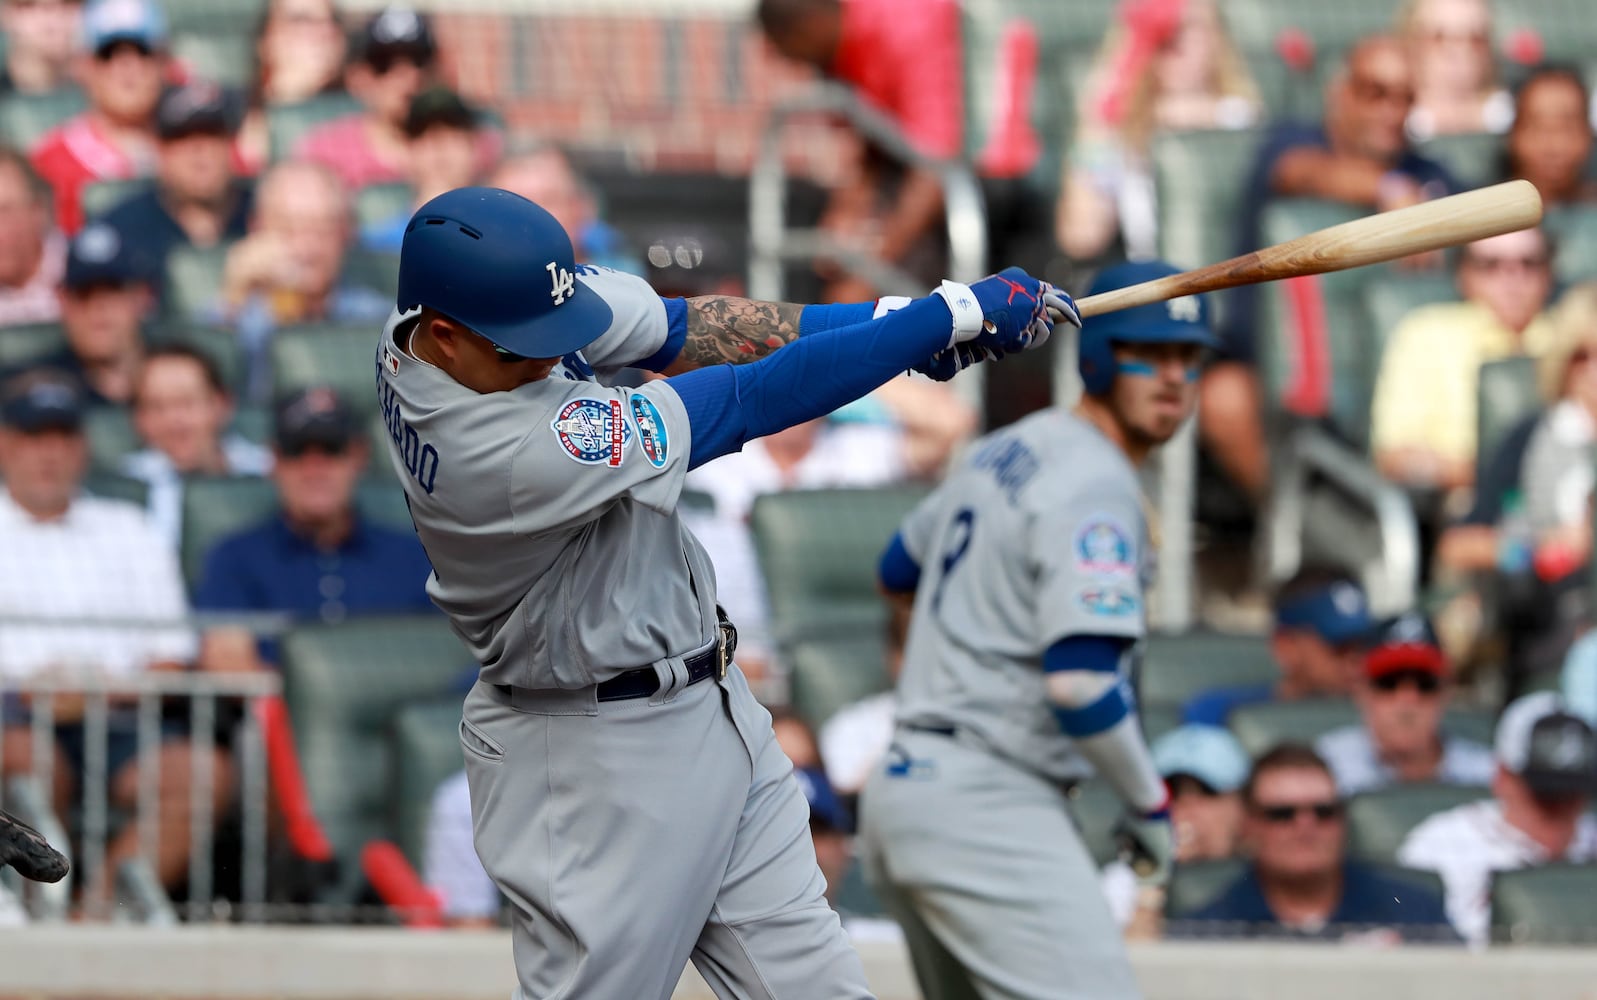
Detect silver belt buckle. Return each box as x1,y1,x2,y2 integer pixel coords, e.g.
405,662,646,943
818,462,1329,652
715,629,731,679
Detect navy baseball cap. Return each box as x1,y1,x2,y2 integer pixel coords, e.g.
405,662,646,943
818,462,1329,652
1496,693,1597,796
63,222,144,291
1083,261,1220,350
1,373,84,433
1363,611,1448,679
82,0,168,54
1273,578,1372,646
274,386,358,454
156,81,240,140
794,767,853,834
1152,724,1251,795
360,5,437,65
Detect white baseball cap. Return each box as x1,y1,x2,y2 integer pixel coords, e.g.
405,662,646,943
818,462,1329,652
1495,692,1597,796
1152,724,1251,795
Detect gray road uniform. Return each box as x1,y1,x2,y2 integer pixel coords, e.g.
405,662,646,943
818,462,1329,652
859,407,1151,1000
376,266,872,1000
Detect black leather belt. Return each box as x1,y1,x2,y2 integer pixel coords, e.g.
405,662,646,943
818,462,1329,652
902,721,959,738
497,610,738,704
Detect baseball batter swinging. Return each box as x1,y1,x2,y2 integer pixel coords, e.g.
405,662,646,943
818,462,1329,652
860,260,1215,999
375,186,1079,998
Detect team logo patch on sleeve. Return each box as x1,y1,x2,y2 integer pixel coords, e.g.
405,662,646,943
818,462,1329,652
629,393,669,469
552,397,633,466
1078,586,1141,617
1074,516,1136,576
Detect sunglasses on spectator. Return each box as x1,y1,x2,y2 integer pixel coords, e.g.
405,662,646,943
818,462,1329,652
1370,669,1442,695
367,50,433,75
1464,253,1549,274
1419,28,1488,46
93,40,156,61
1255,801,1344,824
278,440,351,458
1350,75,1415,107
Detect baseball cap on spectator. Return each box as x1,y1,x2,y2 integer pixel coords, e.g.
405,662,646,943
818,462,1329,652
1273,577,1372,645
1363,611,1448,679
1151,724,1250,795
360,5,436,67
274,386,358,455
81,0,168,55
1494,692,1597,796
156,80,240,140
63,222,144,290
1,372,84,433
402,86,477,139
794,766,852,833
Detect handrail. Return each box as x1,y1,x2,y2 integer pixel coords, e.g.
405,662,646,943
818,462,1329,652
1263,423,1420,615
749,81,989,301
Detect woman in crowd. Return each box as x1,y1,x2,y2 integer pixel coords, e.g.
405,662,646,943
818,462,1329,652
236,0,351,171
1398,0,1511,140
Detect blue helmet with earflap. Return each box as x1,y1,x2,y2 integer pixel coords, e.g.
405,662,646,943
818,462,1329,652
1078,261,1220,396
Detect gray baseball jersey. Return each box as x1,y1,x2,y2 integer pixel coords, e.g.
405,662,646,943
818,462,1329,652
893,407,1152,784
374,265,720,688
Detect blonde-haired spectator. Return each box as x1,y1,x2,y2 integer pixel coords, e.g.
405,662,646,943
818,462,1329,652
1518,283,1597,550
1397,0,1511,140
1056,0,1261,262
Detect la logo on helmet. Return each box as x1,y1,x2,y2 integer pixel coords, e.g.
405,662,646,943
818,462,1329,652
548,262,576,306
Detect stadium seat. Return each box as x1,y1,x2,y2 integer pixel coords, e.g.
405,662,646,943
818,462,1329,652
1344,782,1491,863
82,405,139,472
1221,0,1399,54
266,94,364,162
389,697,468,869
343,250,401,303
1152,129,1267,299
162,245,229,323
0,90,87,149
83,470,149,510
162,0,265,35
1138,631,1278,710
0,321,65,368
169,32,256,89
1361,271,1457,360
270,323,383,418
1166,858,1246,917
81,178,149,220
1492,1,1597,63
750,486,929,648
1475,356,1541,481
150,324,249,396
356,184,413,231
834,858,887,919
279,616,470,905
1067,780,1124,867
785,632,890,733
1416,133,1503,193
1489,863,1597,944
1226,698,1358,756
1140,703,1183,743
1542,205,1597,288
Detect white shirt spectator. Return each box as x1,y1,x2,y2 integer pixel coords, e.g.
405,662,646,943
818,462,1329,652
423,769,498,923
820,691,896,796
1315,725,1497,797
1396,800,1597,947
119,435,273,549
0,493,195,679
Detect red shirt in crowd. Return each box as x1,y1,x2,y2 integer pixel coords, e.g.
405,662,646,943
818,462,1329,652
29,115,149,235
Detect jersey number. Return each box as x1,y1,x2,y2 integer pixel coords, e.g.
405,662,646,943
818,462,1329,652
932,508,975,612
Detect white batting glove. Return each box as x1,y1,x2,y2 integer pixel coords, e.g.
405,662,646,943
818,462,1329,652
1115,805,1174,890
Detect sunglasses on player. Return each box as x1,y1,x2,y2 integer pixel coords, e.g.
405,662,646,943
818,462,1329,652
1255,800,1344,824
1370,669,1442,695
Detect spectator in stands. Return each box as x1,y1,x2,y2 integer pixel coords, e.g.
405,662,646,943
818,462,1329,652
1398,0,1511,140
1561,633,1597,726
820,607,908,797
1398,692,1597,946
99,80,253,302
1503,66,1597,209
1315,612,1494,796
1180,744,1454,942
795,763,853,905
1370,226,1556,493
212,160,390,400
683,416,913,680
1102,724,1250,936
236,0,351,172
770,706,822,770
1183,568,1371,726
1057,0,1262,262
0,369,230,913
1208,36,1457,508
487,147,642,276
36,220,152,405
361,86,491,254
193,386,433,672
0,148,64,326
424,769,500,928
29,0,168,235
121,344,272,548
0,0,83,95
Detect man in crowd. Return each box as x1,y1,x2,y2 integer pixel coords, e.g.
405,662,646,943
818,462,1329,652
361,86,492,254
37,220,152,405
1398,692,1597,946
1179,744,1455,942
1316,612,1495,796
29,0,168,234
0,0,83,95
0,370,229,913
1183,568,1371,726
0,148,64,326
193,386,433,671
487,147,642,275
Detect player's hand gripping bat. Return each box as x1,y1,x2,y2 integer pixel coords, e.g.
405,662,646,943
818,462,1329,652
1055,179,1544,321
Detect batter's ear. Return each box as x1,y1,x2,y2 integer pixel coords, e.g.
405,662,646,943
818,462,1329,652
419,309,465,360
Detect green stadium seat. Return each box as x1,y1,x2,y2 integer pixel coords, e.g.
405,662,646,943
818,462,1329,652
230,403,272,445
1489,863,1597,945
1475,356,1541,481
1138,631,1277,710
1221,0,1399,54
279,616,470,903
1344,782,1491,863
1067,780,1124,867
1166,858,1246,917
390,697,468,868
162,0,266,35
356,184,414,231
1416,133,1503,193
786,632,890,734
270,323,382,417
267,94,363,162
750,486,929,648
82,405,138,471
81,178,149,220
1140,703,1183,744
150,324,248,396
0,322,65,368
162,245,230,323
169,32,256,89
0,89,87,149
1441,708,1496,747
1492,2,1597,63
1361,272,1458,360
82,470,149,510
342,250,400,302
834,859,887,920
1152,129,1267,300
1542,205,1597,287
1226,698,1358,756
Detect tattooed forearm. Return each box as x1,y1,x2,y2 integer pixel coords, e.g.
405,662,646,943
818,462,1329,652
670,296,805,371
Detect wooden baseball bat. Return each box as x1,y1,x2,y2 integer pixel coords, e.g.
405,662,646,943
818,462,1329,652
1072,179,1544,319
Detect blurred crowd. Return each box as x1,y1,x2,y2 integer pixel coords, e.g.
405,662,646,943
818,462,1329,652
0,0,1593,952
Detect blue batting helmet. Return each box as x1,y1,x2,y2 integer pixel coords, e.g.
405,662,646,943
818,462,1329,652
397,186,613,359
1078,260,1219,396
